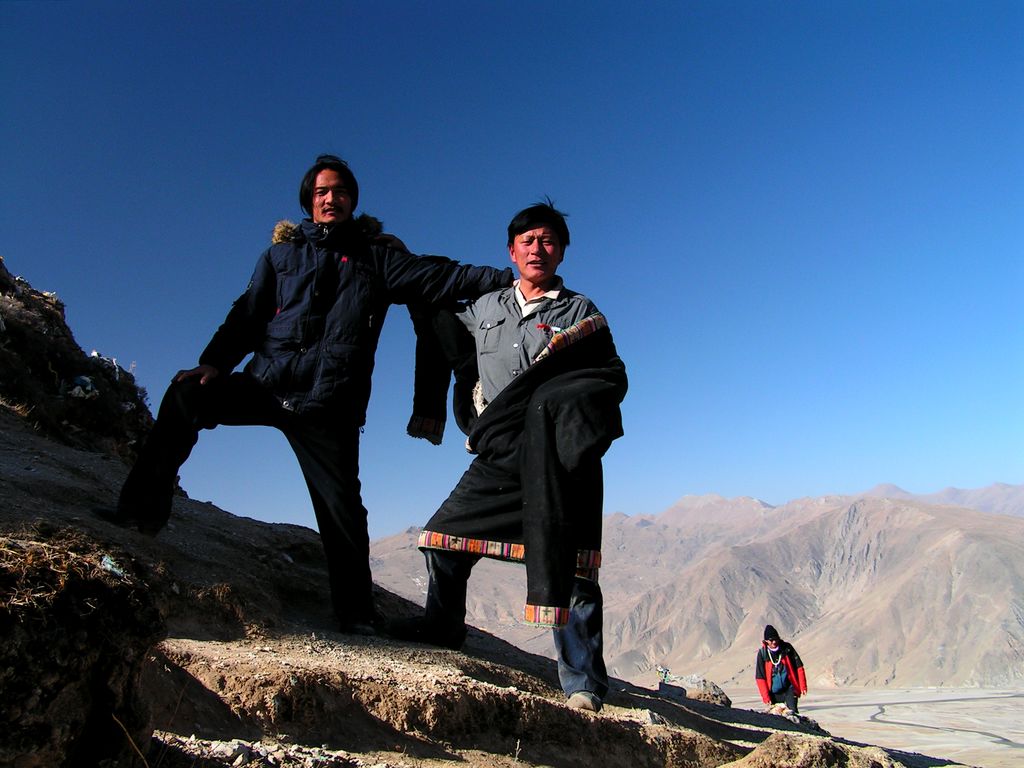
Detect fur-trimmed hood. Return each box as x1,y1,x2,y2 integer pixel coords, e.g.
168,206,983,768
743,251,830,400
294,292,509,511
271,214,385,245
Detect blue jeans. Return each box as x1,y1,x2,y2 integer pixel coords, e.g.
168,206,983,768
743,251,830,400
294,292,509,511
424,550,608,700
553,575,608,700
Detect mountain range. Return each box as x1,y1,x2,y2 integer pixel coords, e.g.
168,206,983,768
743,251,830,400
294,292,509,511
859,482,1024,518
370,484,1024,690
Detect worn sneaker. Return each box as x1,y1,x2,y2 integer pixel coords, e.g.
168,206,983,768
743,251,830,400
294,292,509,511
566,691,602,713
385,615,466,650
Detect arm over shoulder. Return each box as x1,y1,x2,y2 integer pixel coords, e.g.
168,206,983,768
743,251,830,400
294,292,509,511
379,246,511,305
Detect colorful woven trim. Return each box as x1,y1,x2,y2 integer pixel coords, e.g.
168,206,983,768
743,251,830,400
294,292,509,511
406,415,445,445
533,313,608,363
418,530,525,561
524,604,571,627
418,531,601,571
577,549,602,569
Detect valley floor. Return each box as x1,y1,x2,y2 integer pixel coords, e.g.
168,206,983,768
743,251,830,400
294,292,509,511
724,687,1024,768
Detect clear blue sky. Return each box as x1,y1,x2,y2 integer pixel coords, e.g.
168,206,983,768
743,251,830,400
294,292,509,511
2,2,1021,538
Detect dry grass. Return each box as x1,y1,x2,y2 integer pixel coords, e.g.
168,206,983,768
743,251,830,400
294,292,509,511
0,530,119,614
0,394,34,418
190,582,247,626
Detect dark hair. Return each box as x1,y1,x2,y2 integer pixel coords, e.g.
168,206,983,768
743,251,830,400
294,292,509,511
506,198,570,250
299,154,359,215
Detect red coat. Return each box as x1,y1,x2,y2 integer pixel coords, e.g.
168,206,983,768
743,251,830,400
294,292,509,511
754,640,808,703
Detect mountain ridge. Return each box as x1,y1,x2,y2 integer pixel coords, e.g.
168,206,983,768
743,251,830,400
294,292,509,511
371,485,1024,691
859,481,1024,517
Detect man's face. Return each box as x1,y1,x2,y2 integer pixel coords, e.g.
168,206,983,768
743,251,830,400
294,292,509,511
509,226,564,288
311,168,353,224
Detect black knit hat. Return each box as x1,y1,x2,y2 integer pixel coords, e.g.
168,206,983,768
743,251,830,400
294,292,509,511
764,624,781,642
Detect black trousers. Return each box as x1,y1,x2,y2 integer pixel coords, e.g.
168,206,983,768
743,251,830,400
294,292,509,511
769,683,799,713
120,373,374,623
423,549,608,699
419,442,608,699
424,452,604,612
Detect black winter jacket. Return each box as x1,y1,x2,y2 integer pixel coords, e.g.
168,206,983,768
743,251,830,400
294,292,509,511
199,218,511,421
468,325,627,471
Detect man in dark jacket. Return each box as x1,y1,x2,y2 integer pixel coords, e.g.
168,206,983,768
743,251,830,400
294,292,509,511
391,202,627,713
755,624,809,714
100,154,510,634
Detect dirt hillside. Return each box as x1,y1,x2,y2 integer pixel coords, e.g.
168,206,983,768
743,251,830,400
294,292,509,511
0,258,973,767
2,408,973,767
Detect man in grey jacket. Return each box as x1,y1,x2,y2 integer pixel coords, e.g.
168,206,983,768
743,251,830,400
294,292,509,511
394,202,627,713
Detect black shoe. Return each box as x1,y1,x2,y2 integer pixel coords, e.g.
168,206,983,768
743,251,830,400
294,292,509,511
386,615,467,650
338,620,378,636
336,608,384,636
92,506,165,537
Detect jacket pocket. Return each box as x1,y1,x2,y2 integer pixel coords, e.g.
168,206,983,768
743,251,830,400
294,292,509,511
275,265,317,312
477,316,506,355
249,345,297,392
312,342,369,407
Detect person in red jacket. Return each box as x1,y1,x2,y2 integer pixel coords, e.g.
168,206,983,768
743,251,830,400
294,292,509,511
755,624,808,714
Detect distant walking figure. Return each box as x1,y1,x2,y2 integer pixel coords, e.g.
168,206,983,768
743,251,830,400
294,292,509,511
755,624,808,714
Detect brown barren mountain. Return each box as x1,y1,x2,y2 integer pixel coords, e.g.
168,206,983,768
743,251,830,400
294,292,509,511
0,255,990,766
861,482,1024,518
372,491,1024,690
606,496,1024,688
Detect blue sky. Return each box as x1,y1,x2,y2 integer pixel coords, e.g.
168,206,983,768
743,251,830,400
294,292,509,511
2,1,1021,538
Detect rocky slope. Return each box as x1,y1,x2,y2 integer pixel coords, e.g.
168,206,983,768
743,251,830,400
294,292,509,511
604,495,1024,688
0,257,969,767
0,255,152,461
2,408,944,768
